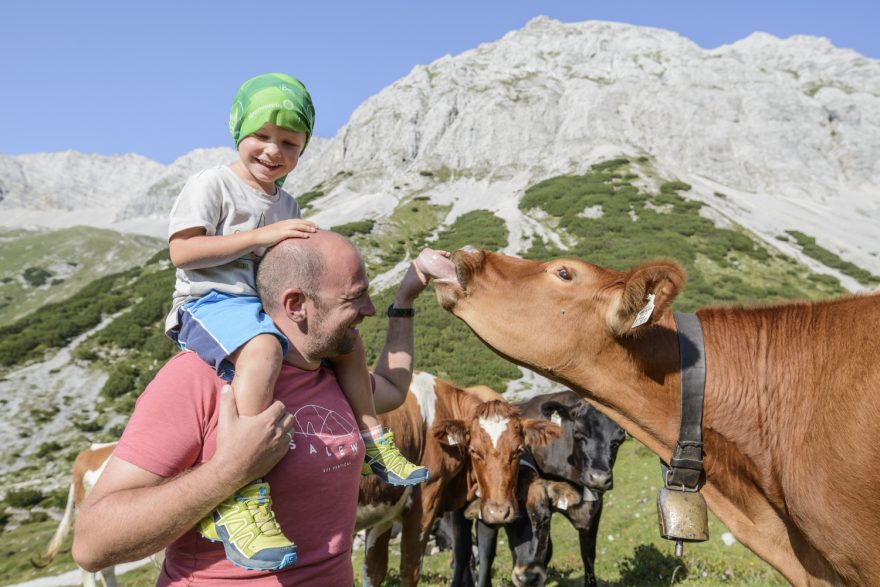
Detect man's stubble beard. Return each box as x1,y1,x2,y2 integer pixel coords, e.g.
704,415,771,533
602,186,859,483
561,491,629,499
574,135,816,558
304,300,356,359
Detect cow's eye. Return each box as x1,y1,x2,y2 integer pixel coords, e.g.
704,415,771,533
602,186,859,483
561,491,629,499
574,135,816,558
555,267,572,281
469,448,484,462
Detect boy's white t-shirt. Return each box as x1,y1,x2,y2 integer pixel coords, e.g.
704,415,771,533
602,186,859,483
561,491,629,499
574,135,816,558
165,165,300,333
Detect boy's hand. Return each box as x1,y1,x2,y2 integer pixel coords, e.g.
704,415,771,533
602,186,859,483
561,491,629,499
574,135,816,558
394,248,453,305
253,219,318,248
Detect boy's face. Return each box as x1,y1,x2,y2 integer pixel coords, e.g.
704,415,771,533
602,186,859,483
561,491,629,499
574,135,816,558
236,122,307,192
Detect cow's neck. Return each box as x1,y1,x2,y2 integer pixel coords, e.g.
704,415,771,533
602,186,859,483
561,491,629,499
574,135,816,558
557,316,684,464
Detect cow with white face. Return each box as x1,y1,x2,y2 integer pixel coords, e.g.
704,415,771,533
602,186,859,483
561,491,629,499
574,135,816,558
434,400,562,525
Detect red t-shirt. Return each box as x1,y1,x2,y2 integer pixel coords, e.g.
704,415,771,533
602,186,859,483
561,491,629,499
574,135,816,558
115,352,364,586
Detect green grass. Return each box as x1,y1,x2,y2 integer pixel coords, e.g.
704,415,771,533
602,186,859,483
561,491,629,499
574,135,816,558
520,159,845,311
0,226,164,326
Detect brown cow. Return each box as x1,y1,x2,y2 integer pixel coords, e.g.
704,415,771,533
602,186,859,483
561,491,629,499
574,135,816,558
356,372,561,586
433,248,880,587
32,443,120,587
356,372,471,587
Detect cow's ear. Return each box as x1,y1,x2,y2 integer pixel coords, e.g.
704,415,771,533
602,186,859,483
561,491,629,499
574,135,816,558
433,419,468,447
540,401,571,424
608,260,685,337
464,499,482,520
546,481,582,512
522,418,563,448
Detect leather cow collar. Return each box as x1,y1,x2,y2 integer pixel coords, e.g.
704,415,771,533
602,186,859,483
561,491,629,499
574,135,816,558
661,313,707,491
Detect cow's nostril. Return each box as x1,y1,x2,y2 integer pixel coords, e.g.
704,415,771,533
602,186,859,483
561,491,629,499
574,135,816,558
589,471,613,490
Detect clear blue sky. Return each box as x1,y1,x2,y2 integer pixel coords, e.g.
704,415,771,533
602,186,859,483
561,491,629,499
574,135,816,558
2,0,877,164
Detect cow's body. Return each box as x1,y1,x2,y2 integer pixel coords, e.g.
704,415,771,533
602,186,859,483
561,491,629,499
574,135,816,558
33,443,119,587
434,248,880,586
356,372,475,587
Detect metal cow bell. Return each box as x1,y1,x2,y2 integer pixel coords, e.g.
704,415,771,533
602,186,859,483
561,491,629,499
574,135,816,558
657,487,709,556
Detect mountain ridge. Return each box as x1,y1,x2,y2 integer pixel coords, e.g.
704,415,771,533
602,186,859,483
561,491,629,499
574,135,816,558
1,17,878,283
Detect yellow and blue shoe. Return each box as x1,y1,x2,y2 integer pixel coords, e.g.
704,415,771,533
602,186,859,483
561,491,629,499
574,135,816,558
361,430,429,486
198,480,297,571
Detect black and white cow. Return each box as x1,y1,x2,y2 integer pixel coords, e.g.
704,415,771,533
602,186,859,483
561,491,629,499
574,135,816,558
454,391,626,587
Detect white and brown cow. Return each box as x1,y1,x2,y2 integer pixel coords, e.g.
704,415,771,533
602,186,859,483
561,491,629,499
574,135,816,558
32,442,120,587
356,372,561,587
434,247,880,586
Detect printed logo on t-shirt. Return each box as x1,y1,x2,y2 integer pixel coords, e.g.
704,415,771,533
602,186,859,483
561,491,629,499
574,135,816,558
290,404,360,472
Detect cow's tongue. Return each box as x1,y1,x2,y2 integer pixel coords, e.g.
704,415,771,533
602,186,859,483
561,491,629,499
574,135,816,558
414,248,457,282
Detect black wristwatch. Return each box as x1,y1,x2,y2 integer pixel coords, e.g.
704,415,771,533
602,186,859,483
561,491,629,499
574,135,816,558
387,303,415,318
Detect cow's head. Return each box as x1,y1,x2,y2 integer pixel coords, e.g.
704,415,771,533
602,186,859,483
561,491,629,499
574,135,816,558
538,399,626,493
465,467,583,587
433,248,684,382
433,400,562,524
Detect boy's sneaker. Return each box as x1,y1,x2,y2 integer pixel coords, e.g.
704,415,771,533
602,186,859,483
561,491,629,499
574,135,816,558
362,430,429,486
197,480,297,571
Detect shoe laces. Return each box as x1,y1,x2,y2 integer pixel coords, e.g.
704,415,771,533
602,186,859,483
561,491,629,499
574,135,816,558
240,493,283,537
370,435,419,475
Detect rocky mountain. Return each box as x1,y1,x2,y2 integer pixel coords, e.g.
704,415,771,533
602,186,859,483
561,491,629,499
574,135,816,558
3,20,880,286
1,18,877,288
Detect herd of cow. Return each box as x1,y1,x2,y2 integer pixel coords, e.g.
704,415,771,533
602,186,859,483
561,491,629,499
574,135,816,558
33,375,625,587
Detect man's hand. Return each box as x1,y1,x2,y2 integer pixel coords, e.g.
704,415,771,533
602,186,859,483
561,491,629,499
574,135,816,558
253,219,317,248
212,385,294,488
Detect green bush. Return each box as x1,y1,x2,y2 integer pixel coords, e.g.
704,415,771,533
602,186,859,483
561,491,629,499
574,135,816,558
334,219,376,237
297,188,324,209
787,230,880,286
4,488,43,508
22,266,53,287
34,442,62,459
101,364,140,399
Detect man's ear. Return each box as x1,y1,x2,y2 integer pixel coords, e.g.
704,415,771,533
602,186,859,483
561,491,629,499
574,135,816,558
608,260,685,337
432,419,469,448
522,418,563,448
282,288,308,322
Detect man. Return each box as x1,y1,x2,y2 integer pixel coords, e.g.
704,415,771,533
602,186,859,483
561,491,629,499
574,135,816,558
73,231,440,586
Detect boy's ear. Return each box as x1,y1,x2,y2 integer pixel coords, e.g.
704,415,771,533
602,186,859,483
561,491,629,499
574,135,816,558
608,261,685,337
282,288,308,322
522,418,563,448
432,419,469,448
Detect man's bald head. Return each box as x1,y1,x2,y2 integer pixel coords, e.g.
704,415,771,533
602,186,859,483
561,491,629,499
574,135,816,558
256,231,360,314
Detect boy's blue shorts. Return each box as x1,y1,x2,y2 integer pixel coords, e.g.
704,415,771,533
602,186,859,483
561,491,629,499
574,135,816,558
172,290,289,382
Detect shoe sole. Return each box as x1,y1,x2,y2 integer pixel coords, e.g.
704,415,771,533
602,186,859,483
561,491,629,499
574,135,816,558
215,524,298,571
376,469,430,487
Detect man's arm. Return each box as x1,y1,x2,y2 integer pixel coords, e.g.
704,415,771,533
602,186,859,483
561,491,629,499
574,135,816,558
73,386,293,572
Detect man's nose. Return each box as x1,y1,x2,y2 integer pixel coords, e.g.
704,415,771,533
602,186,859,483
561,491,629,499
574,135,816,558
362,295,376,317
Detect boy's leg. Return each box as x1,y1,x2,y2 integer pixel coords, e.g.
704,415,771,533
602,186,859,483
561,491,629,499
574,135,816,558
200,334,298,570
229,333,283,415
331,338,428,486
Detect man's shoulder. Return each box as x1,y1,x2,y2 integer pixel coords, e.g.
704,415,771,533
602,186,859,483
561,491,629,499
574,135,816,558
151,352,220,390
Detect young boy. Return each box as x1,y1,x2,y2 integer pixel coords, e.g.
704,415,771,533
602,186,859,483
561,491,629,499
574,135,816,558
165,73,428,571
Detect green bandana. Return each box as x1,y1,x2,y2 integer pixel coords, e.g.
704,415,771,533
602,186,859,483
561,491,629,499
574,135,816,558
228,73,316,188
